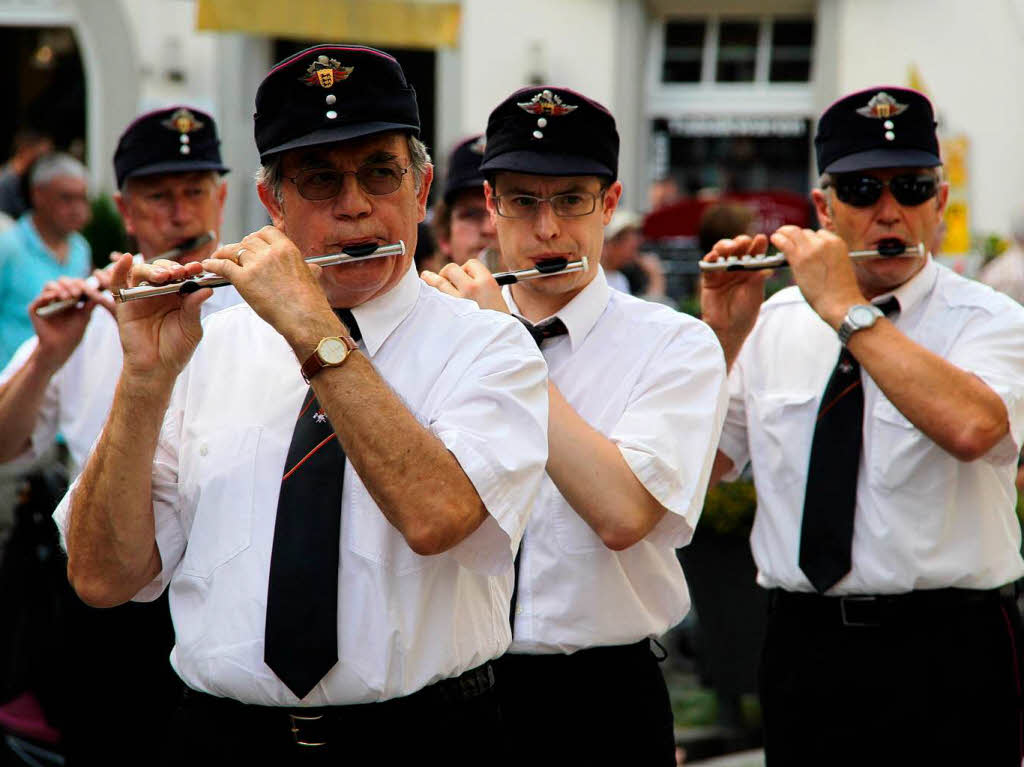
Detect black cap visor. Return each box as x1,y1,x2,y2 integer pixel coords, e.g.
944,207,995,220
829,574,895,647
825,147,941,174
122,160,230,185
259,121,419,161
480,150,614,179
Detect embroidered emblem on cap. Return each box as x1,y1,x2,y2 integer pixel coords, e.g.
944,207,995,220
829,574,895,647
162,109,204,156
301,55,355,89
856,92,908,119
517,89,578,117
469,135,486,154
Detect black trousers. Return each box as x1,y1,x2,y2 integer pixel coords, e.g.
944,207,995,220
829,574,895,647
494,640,676,766
160,663,502,766
760,587,1024,766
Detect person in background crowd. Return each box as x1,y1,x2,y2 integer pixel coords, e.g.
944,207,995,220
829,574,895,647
0,153,91,367
0,105,235,766
703,86,1024,765
433,134,500,270
423,85,727,766
602,208,672,304
57,45,547,766
0,130,54,219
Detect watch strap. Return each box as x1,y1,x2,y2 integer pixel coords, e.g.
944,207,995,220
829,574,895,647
837,304,883,346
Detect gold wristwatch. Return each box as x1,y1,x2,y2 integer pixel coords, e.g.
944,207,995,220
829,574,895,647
300,335,358,382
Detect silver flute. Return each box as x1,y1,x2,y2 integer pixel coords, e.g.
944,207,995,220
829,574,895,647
36,231,218,316
493,257,588,285
698,241,926,272
116,241,407,302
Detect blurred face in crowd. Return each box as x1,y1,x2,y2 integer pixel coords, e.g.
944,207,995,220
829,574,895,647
32,175,91,239
440,188,497,266
118,171,226,263
486,172,621,303
812,165,947,298
258,131,432,309
601,226,641,272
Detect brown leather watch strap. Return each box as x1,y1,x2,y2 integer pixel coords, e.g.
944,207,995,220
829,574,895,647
300,335,358,382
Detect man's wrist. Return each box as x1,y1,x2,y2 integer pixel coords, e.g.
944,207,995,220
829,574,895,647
286,311,348,362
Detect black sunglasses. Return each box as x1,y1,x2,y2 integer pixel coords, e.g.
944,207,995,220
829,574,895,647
830,173,938,208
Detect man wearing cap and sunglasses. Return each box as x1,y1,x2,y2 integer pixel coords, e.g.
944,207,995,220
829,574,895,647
424,86,727,765
703,86,1024,764
0,106,238,764
55,45,547,765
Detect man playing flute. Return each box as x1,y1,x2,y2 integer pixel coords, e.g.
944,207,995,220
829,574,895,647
56,44,548,765
0,106,236,765
422,86,727,765
702,86,1024,764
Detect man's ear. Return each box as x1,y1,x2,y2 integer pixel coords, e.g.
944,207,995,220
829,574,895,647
811,189,835,231
602,181,623,226
257,183,285,229
113,191,135,236
415,164,434,222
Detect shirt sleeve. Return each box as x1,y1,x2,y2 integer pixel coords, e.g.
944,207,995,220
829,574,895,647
0,334,60,467
429,316,549,575
717,348,752,482
612,320,728,548
945,301,1024,464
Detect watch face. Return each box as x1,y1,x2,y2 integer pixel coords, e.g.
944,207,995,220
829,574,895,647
318,337,348,364
849,305,876,326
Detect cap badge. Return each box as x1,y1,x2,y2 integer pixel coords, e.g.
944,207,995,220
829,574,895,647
856,92,908,119
469,136,486,154
517,90,577,117
162,108,204,135
301,55,354,89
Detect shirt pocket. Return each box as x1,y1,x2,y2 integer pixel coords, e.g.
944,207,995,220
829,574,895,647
868,398,923,493
551,489,605,555
180,425,262,579
749,390,819,490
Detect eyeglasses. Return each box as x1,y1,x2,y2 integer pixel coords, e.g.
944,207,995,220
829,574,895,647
494,190,605,219
829,173,938,208
284,162,410,200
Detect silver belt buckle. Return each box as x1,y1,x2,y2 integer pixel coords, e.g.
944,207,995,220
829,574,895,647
840,596,880,627
289,712,327,747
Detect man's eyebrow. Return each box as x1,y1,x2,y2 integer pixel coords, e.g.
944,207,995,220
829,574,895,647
295,151,331,169
362,150,400,164
500,182,591,195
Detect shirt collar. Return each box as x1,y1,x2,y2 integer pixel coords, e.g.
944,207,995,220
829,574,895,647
872,255,937,319
348,262,421,356
503,265,610,351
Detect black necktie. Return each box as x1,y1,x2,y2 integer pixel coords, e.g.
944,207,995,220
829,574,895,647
517,315,568,347
799,297,899,594
264,310,360,699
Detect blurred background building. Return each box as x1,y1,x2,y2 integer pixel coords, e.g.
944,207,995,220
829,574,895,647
1,0,1019,284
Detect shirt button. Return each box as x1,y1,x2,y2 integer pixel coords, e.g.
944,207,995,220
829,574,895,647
199,444,209,457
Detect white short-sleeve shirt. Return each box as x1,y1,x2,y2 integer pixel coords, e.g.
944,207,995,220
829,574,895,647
719,258,1024,594
55,264,549,705
505,267,728,654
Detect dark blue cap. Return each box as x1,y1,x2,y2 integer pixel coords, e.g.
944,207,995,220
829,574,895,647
815,86,941,175
114,106,229,189
481,87,618,180
254,44,420,162
442,134,487,204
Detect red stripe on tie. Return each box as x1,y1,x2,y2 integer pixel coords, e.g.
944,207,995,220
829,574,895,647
816,381,861,423
282,434,338,481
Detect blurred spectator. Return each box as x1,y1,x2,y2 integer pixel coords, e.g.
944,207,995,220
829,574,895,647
0,153,91,367
648,173,683,212
698,202,755,254
978,207,1024,305
603,209,671,304
0,130,54,219
415,220,443,273
433,134,499,269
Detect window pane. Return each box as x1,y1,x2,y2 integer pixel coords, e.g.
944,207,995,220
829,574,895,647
716,21,758,82
662,21,705,83
770,20,814,82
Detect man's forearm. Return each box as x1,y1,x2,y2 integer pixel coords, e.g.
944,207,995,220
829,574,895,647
314,352,488,556
545,382,666,551
66,373,173,607
0,348,56,462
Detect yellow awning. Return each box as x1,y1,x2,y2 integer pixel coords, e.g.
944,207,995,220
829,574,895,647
197,0,461,49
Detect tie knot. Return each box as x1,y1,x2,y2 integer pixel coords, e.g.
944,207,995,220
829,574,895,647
874,296,900,318
517,315,568,347
334,308,362,343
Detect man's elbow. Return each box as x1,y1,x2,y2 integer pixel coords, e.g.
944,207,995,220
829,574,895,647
947,417,1009,462
402,500,487,556
598,514,659,552
66,561,131,608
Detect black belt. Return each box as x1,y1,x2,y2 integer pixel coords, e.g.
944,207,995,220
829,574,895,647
181,662,495,748
768,586,1016,628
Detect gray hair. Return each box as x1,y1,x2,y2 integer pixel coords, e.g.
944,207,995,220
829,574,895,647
255,133,431,205
30,152,88,187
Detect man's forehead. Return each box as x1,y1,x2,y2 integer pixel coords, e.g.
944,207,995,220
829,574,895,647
493,171,603,192
126,170,220,191
284,133,408,169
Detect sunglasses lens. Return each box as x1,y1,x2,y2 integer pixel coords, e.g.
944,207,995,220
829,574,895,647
835,176,883,207
890,175,937,206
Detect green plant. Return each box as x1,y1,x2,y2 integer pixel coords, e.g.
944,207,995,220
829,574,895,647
700,479,757,536
82,195,127,269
